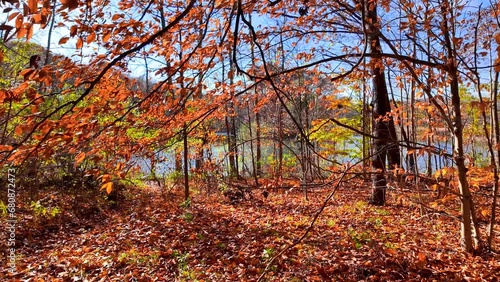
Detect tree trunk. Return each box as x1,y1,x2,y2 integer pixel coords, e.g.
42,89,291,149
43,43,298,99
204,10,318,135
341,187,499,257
277,101,283,178
247,100,259,186
449,70,473,251
489,71,499,250
365,0,400,205
223,51,239,179
362,75,370,181
440,0,480,251
256,107,262,177
183,126,189,202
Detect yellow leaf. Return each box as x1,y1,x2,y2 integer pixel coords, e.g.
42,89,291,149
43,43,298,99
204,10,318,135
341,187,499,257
101,182,113,194
481,209,489,217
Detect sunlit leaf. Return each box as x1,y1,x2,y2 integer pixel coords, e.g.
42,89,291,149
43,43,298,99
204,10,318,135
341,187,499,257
101,174,112,183
28,0,37,14
15,15,23,29
101,181,113,194
87,32,96,44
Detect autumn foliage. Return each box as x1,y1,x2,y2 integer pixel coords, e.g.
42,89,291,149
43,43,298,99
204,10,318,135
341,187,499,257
0,0,500,280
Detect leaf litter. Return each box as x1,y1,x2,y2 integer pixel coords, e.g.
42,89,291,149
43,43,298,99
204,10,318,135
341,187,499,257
1,180,499,281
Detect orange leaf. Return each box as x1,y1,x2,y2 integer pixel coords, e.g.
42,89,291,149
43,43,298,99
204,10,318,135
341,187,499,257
8,12,20,22
116,163,124,171
0,145,13,151
17,27,27,38
76,37,83,49
495,58,500,72
101,182,113,194
62,134,72,142
112,14,123,21
28,0,37,14
86,32,96,44
33,133,44,141
59,36,69,44
495,33,500,44
102,31,111,43
19,68,33,76
481,209,489,217
15,14,23,29
32,13,44,24
101,174,112,183
416,252,426,269
15,125,24,136
75,152,85,165
70,25,78,37
26,24,33,40
61,0,79,10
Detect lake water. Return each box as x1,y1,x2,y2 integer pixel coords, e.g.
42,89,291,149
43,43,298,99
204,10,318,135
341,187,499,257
132,138,489,176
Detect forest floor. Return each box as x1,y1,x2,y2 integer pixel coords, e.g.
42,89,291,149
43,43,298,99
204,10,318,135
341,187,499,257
1,178,500,281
